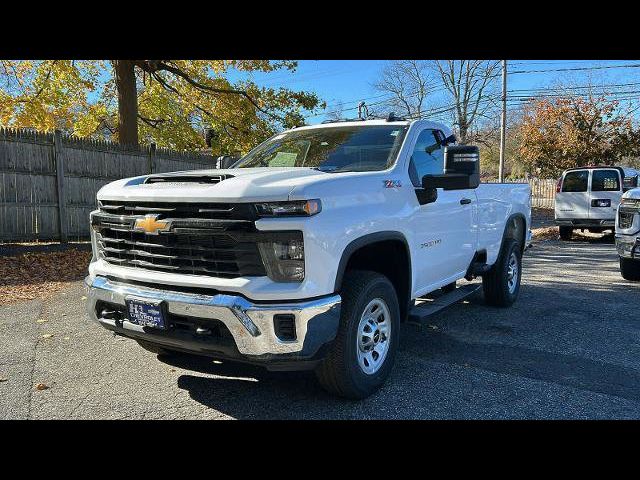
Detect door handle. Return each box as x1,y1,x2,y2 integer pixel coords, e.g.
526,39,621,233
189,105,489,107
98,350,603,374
460,198,472,205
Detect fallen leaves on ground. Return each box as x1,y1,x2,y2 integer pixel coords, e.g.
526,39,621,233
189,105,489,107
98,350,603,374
0,249,91,305
532,226,559,241
35,383,49,391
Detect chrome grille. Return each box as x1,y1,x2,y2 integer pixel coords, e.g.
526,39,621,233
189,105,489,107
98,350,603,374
93,201,268,278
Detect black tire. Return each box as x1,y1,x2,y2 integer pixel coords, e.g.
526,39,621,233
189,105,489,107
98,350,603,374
620,257,640,281
559,226,573,240
315,270,400,399
441,281,456,293
482,238,522,307
136,339,178,356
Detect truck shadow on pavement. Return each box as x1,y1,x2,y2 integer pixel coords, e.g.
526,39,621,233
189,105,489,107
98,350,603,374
159,286,640,418
157,243,639,419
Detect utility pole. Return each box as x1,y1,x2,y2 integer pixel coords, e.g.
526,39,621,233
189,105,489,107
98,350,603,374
498,60,507,182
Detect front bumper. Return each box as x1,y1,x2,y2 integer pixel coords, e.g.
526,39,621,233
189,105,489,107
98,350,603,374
615,234,640,259
85,276,341,370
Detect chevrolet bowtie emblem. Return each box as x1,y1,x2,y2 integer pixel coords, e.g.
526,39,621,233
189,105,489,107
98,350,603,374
134,214,171,235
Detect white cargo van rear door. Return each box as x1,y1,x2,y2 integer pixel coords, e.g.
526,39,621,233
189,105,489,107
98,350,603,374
555,169,590,220
588,168,622,221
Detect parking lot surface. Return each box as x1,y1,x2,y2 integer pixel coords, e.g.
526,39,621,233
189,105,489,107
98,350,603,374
1,236,639,419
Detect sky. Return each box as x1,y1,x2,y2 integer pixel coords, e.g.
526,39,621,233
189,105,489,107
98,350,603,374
229,60,640,124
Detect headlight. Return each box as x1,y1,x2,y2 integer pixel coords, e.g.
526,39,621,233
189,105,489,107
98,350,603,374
254,199,321,217
621,198,640,209
258,236,305,282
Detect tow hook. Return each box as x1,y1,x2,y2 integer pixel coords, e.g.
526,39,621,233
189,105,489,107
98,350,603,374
101,309,124,326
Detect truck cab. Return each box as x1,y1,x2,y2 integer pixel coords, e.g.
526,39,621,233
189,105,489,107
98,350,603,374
85,118,531,399
555,166,640,240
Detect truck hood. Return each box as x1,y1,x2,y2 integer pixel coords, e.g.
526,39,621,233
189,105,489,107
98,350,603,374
97,167,330,203
622,187,640,200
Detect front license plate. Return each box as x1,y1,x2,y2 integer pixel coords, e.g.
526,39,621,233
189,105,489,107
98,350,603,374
125,297,166,329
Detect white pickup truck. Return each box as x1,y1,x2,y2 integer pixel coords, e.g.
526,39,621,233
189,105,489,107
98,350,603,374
85,118,531,399
616,187,640,281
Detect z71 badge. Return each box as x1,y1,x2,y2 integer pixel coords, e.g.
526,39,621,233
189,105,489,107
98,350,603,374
384,180,402,188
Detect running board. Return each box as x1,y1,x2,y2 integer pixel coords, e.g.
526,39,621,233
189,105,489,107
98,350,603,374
408,284,482,324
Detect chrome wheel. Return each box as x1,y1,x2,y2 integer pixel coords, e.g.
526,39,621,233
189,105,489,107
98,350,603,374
507,252,519,294
356,298,391,375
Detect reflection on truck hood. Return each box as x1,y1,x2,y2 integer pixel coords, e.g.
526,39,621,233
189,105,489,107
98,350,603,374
622,187,640,200
97,167,329,203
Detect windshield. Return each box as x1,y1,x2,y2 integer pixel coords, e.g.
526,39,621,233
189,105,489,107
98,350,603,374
234,125,409,173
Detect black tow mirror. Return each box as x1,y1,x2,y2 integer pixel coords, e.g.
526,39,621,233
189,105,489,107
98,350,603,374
444,145,480,180
421,145,480,191
422,173,475,190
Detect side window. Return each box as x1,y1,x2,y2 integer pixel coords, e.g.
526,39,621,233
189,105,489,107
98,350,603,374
624,175,639,189
408,129,444,187
592,170,620,192
561,171,589,192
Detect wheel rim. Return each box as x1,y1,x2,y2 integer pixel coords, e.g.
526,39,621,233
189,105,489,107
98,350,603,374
356,298,391,375
507,252,519,294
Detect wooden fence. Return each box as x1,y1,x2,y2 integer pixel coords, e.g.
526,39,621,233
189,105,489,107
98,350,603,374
0,127,559,243
484,177,557,209
0,128,217,243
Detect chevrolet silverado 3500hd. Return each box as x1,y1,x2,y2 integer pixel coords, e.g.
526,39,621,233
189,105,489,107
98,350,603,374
85,118,531,399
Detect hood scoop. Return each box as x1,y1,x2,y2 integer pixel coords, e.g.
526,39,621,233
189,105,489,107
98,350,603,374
144,173,234,185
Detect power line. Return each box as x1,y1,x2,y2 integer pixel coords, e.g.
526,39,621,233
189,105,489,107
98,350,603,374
511,63,640,74
510,60,630,67
508,81,640,94
305,83,452,120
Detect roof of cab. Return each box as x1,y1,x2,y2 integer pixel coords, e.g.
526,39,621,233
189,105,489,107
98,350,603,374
288,118,453,138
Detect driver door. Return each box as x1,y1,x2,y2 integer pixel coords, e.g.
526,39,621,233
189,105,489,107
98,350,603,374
408,129,476,295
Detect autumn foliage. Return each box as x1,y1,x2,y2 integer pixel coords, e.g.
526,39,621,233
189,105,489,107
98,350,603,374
518,96,640,177
0,60,324,154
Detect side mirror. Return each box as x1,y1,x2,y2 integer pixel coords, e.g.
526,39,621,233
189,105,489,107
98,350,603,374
422,145,480,191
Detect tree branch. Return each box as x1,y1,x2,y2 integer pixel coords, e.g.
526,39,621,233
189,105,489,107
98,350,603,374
134,60,285,123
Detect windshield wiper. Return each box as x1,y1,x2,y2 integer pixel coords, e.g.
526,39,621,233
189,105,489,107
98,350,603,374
312,166,338,173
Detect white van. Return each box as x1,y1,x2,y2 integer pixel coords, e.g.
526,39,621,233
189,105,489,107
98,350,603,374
555,166,640,240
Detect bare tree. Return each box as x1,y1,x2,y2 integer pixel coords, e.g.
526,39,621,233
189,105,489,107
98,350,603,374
373,60,433,118
325,101,344,121
432,60,501,143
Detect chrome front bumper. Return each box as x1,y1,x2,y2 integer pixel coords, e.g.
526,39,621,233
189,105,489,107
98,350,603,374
85,276,341,362
615,234,640,259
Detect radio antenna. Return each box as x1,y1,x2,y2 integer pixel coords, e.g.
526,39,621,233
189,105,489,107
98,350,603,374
357,101,369,120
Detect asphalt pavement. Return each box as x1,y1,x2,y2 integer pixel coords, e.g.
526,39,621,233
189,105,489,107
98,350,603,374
1,236,639,419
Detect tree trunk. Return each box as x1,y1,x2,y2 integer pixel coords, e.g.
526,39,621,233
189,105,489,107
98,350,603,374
458,121,468,144
114,60,138,147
